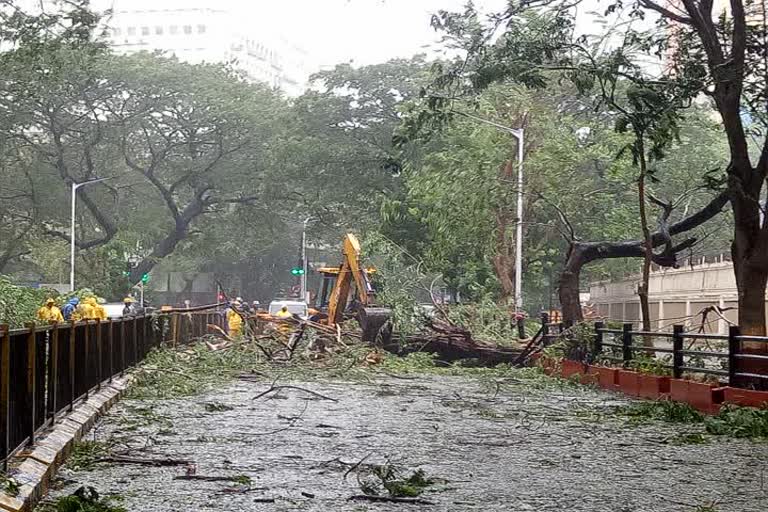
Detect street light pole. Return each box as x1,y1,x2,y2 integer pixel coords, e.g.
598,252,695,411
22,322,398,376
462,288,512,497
70,177,110,292
456,112,525,311
514,129,524,312
300,216,312,303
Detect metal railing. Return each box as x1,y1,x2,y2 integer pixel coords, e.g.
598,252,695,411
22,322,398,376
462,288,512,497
0,310,225,470
591,321,768,386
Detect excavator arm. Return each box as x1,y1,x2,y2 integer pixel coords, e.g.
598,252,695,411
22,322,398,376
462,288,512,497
324,234,391,342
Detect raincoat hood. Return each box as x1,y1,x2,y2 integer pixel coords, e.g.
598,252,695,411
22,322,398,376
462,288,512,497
67,297,80,306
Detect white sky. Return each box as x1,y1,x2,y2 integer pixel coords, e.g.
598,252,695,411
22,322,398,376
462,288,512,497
237,0,508,69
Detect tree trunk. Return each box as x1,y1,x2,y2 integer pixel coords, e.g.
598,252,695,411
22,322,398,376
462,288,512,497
728,164,768,388
559,246,583,327
128,200,206,286
635,135,653,336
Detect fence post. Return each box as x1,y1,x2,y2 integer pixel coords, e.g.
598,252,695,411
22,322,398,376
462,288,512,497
594,321,604,355
49,325,59,422
171,313,179,347
516,317,525,340
622,323,633,366
68,321,76,411
107,319,113,383
540,312,550,346
1,324,9,471
672,324,684,379
132,317,138,364
83,320,90,400
96,319,103,390
120,320,126,376
25,323,36,446
728,325,740,387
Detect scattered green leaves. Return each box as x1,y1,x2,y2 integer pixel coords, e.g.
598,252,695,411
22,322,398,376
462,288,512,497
67,441,112,471
358,463,437,498
38,487,126,512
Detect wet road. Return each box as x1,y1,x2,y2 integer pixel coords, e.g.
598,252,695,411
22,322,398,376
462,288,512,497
44,374,768,511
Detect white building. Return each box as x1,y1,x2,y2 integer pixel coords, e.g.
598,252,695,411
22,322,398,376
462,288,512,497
93,0,310,96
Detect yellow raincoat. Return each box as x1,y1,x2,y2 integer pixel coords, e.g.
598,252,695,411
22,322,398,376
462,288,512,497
79,297,98,320
37,300,64,323
226,307,243,336
94,299,108,321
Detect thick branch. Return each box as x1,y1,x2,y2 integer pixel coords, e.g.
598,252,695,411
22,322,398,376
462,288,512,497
639,0,692,24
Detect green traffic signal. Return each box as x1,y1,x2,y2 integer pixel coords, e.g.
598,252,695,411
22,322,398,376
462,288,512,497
290,267,305,276
141,273,150,283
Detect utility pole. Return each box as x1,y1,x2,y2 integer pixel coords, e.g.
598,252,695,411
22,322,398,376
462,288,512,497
301,217,312,303
70,177,110,291
455,111,525,311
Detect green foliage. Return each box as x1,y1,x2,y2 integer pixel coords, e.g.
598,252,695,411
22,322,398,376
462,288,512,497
128,338,268,399
40,487,125,512
617,400,704,424
615,399,768,440
0,276,56,328
0,473,19,497
628,354,672,377
358,463,436,498
704,404,768,438
67,441,112,471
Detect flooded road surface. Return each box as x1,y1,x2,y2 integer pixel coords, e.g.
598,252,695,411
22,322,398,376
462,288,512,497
45,374,768,511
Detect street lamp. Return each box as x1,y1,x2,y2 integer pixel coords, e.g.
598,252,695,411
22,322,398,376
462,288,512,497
70,177,110,292
300,216,313,303
457,112,525,311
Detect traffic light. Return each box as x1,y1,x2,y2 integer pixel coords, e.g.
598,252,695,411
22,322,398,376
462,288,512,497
290,267,305,276
141,273,150,284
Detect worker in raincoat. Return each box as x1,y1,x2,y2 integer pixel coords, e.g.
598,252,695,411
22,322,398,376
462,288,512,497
78,297,98,320
37,298,64,323
61,297,80,321
274,306,293,335
95,298,108,321
226,300,244,337
122,297,136,317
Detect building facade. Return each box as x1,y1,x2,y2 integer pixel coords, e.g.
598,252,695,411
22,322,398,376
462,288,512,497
588,255,768,334
94,0,309,96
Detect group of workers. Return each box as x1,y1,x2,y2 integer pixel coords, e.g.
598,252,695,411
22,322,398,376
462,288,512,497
225,297,293,337
35,296,138,323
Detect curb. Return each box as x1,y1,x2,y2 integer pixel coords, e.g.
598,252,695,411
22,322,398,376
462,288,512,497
0,378,128,512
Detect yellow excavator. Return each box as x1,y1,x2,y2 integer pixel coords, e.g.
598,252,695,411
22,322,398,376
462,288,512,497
313,234,392,342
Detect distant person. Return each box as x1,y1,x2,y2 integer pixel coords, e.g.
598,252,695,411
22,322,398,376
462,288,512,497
123,297,136,317
226,300,244,337
252,300,261,312
62,297,80,321
274,305,294,335
95,298,108,320
275,305,292,319
37,298,64,323
79,297,98,320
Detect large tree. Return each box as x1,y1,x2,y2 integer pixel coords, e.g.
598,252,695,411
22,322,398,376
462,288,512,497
418,3,751,328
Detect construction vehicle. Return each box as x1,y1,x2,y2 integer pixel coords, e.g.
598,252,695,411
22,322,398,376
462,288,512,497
313,234,392,342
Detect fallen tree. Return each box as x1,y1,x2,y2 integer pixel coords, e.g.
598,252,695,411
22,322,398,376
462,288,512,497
559,190,729,325
392,318,523,364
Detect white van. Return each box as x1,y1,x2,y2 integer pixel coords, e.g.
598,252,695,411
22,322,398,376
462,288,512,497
268,300,308,319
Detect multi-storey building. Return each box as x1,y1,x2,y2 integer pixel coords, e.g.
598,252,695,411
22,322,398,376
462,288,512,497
93,0,309,96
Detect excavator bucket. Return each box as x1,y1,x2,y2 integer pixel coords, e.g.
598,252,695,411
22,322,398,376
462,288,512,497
358,307,392,343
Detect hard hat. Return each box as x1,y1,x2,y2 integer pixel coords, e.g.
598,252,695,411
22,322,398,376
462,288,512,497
45,298,55,305
124,297,135,303
252,300,260,305
97,297,106,304
236,297,243,302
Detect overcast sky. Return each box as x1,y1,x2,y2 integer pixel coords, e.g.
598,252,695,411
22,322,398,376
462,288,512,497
238,0,508,68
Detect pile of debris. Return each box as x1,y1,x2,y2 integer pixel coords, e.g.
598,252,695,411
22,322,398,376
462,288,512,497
199,309,535,367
